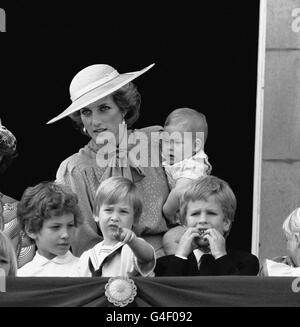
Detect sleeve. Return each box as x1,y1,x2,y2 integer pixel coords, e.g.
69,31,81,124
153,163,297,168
154,255,188,276
75,250,93,277
133,245,156,277
56,159,102,256
214,252,260,276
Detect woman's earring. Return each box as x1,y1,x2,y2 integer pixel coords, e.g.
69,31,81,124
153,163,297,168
83,127,87,134
122,115,126,125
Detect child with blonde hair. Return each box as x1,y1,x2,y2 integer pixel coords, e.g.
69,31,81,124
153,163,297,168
0,230,18,276
77,176,156,277
161,108,212,254
262,208,300,276
156,175,259,276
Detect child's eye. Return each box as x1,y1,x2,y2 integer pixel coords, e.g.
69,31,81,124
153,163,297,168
121,210,129,214
207,211,217,215
50,226,60,230
192,210,201,215
104,208,112,212
68,224,75,228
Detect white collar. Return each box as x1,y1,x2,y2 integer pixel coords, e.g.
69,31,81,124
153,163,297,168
193,248,211,266
94,241,123,255
162,149,207,168
33,250,75,266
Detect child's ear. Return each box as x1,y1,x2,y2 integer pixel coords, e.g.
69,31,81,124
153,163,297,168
93,215,99,223
223,219,231,234
25,226,37,240
295,232,300,246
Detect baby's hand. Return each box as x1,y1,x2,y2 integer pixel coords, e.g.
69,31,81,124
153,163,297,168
113,227,136,244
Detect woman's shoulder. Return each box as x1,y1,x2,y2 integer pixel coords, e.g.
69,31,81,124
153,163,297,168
57,147,94,174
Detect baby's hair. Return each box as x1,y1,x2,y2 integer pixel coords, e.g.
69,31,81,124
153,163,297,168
179,175,236,236
164,108,208,144
282,208,300,239
17,181,83,235
0,230,17,276
94,176,143,224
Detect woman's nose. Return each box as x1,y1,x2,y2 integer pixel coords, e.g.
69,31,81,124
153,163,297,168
91,112,102,127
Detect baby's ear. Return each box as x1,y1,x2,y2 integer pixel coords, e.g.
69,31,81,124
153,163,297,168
194,137,203,153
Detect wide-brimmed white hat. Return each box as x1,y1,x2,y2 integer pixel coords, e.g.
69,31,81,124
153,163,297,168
46,63,155,124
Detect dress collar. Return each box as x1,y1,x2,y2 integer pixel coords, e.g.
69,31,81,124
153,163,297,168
162,149,208,169
81,129,146,183
33,251,75,266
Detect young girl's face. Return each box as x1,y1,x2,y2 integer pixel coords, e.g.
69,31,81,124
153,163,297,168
97,198,134,242
30,213,75,260
162,124,196,165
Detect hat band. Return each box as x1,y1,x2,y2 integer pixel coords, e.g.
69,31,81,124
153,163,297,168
70,69,119,102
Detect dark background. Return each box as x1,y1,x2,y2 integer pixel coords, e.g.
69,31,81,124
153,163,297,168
0,1,259,251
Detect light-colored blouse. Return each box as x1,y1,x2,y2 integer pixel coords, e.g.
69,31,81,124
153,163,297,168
162,150,212,189
0,193,35,268
56,126,170,256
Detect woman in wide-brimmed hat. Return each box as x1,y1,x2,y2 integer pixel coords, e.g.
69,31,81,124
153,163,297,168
0,120,35,268
47,64,170,257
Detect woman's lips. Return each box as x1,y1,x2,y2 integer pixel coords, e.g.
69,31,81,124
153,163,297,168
94,128,107,134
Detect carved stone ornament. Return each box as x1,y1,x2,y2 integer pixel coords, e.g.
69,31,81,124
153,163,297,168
105,276,137,307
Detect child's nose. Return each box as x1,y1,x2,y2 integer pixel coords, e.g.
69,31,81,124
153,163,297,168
110,211,120,222
60,228,70,239
197,213,207,224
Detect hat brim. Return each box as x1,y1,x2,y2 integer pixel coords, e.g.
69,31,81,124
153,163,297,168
46,63,155,124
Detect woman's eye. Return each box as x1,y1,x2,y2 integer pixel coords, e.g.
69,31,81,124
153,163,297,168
98,105,110,112
80,108,91,116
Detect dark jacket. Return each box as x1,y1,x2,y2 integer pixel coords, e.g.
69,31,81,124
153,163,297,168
155,249,259,276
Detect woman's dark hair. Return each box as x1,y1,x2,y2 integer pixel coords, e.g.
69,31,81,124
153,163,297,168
0,151,18,174
69,82,141,136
